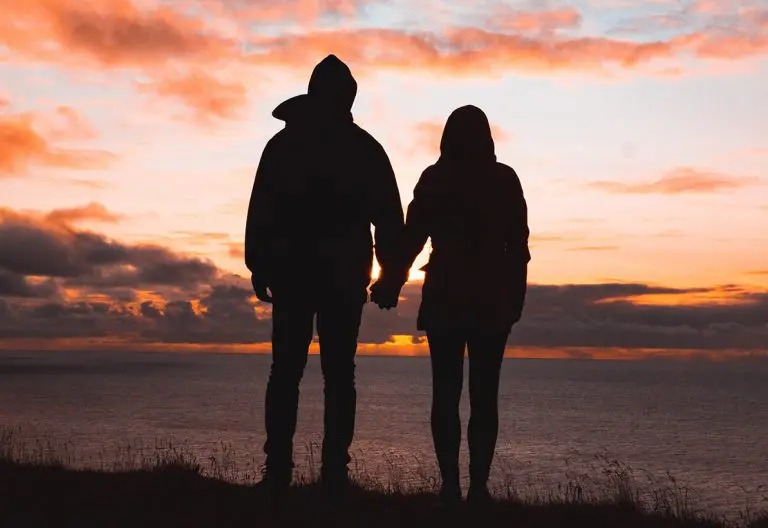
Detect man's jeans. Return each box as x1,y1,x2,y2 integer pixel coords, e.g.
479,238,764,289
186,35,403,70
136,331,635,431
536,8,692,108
263,291,365,480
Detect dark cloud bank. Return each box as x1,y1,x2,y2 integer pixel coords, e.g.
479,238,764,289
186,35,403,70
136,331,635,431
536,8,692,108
0,206,766,352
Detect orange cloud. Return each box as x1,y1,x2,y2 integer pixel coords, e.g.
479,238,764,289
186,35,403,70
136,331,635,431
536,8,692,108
64,178,112,190
610,13,689,35
567,245,620,251
227,242,245,259
45,203,123,225
0,0,235,68
203,0,376,26
0,0,244,124
237,5,768,73
245,28,682,74
45,106,99,142
177,232,230,241
589,167,760,194
490,7,582,32
3,0,767,81
530,234,573,244
691,0,733,14
2,0,767,127
0,111,115,177
681,31,768,60
140,70,248,122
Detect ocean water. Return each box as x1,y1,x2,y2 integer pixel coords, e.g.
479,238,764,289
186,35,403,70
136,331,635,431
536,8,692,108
1,350,766,514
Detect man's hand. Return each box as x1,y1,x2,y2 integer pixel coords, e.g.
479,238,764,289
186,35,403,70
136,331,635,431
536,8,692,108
370,278,402,310
508,301,525,325
251,275,273,303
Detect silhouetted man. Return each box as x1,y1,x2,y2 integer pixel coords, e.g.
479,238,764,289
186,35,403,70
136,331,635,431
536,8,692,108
245,55,404,494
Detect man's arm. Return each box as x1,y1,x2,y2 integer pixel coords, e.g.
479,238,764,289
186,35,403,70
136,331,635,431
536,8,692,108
245,137,280,302
370,167,434,309
368,140,405,282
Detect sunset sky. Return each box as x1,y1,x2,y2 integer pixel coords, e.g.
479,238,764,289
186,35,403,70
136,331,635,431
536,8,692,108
0,0,766,357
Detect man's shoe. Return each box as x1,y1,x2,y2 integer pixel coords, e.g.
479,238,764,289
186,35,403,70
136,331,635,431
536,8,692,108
320,469,351,497
256,467,292,505
467,484,494,505
438,481,462,506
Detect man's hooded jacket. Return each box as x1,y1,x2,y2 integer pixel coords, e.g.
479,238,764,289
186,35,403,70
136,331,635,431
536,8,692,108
245,55,404,297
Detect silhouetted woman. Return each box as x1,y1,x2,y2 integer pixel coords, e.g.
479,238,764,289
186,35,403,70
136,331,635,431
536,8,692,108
398,106,530,503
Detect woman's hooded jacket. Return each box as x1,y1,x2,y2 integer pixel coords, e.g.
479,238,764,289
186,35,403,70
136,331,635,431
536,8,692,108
400,105,530,333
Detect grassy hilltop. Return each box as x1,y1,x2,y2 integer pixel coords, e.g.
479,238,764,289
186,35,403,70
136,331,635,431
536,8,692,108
1,430,766,528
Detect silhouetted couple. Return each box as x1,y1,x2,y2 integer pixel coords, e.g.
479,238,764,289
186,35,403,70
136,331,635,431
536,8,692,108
245,55,530,505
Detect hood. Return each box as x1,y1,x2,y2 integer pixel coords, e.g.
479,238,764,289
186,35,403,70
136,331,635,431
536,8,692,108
272,55,357,124
307,54,357,112
271,94,311,123
439,105,496,162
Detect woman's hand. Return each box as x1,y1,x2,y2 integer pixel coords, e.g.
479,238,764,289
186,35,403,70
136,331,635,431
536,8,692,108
370,277,402,310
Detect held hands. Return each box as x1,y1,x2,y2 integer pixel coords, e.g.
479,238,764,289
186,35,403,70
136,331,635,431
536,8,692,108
252,273,407,308
251,275,273,303
370,276,404,310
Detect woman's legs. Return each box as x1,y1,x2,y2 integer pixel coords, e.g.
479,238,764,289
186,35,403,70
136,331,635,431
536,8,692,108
427,330,467,492
466,332,508,491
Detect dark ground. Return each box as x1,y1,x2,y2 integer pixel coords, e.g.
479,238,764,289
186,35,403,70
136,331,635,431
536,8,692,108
2,461,767,528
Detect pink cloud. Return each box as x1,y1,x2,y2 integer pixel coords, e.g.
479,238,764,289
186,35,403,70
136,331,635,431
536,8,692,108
32,106,101,143
244,26,767,77
45,203,124,225
1,0,767,125
589,167,761,194
203,0,376,25
0,0,243,124
0,0,235,67
488,6,582,32
237,2,768,74
139,70,248,123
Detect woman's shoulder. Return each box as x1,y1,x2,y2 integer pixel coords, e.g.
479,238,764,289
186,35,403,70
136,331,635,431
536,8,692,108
415,163,441,188
494,161,519,178
420,163,440,178
493,162,523,190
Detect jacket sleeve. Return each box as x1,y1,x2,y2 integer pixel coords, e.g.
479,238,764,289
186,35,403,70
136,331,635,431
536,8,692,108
244,137,279,281
368,140,405,281
506,167,531,309
398,168,434,279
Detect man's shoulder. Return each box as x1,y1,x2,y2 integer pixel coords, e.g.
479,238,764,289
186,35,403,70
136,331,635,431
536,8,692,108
350,124,387,154
262,128,290,152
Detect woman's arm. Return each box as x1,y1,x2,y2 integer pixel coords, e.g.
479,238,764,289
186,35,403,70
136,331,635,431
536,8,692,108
504,166,531,321
399,167,436,276
369,167,434,308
